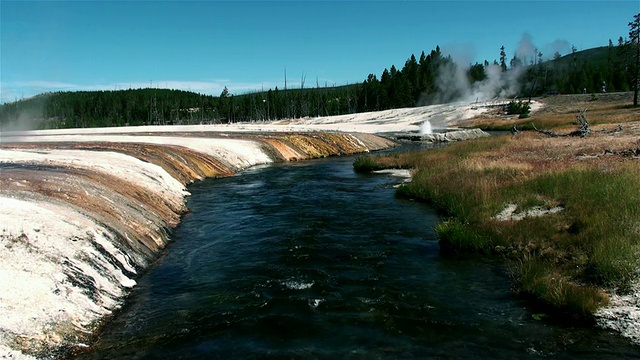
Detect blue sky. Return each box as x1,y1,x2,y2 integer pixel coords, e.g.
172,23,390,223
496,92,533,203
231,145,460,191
1,1,638,103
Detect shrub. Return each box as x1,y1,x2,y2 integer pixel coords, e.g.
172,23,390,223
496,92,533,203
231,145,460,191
506,100,531,118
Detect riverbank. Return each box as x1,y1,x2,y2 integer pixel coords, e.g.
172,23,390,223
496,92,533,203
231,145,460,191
0,130,395,358
354,92,640,343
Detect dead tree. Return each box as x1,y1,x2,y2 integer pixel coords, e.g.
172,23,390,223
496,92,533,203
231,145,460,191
569,109,590,137
532,109,591,137
531,122,558,137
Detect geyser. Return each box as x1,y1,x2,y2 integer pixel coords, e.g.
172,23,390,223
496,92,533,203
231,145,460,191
420,120,433,134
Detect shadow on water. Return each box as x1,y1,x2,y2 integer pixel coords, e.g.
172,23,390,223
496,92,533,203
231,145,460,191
81,154,639,359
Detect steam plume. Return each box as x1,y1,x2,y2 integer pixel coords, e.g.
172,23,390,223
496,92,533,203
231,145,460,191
516,32,537,64
421,34,550,105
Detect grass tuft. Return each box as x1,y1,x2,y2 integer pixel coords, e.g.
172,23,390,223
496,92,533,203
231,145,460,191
436,220,492,254
353,156,384,173
516,256,609,320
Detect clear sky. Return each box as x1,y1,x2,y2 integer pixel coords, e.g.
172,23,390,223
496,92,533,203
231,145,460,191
1,1,638,104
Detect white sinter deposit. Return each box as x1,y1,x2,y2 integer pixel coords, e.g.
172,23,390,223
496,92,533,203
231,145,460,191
0,148,189,207
596,283,640,345
0,130,289,357
3,99,527,138
0,197,136,353
1,136,274,170
0,147,197,357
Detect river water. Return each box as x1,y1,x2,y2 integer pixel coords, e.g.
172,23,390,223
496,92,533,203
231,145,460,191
82,155,638,359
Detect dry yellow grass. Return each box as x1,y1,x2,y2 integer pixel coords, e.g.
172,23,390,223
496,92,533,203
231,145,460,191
465,92,639,131
461,158,534,172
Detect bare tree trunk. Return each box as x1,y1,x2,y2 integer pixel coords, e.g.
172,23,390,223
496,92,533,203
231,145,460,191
532,109,591,137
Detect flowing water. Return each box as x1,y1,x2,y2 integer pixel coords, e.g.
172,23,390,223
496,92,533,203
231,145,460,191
82,155,639,359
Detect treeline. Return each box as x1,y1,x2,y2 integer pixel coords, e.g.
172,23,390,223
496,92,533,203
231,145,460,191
355,46,488,110
0,85,367,129
0,46,477,130
0,41,637,130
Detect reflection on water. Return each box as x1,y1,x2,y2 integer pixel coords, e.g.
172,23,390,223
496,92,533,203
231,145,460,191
82,156,639,359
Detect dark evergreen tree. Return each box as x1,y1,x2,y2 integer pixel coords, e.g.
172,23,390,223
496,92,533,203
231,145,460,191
500,46,507,72
629,13,640,106
467,63,486,83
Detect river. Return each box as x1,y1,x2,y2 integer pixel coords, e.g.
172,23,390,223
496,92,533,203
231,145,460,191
80,154,638,359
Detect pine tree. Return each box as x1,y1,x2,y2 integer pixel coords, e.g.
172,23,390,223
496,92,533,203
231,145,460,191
629,13,640,106
499,46,507,72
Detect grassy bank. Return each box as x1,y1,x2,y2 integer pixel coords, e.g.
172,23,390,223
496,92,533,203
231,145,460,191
356,113,640,320
466,93,639,132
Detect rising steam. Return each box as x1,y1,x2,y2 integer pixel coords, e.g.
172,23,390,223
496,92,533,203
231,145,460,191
0,107,45,133
421,33,565,105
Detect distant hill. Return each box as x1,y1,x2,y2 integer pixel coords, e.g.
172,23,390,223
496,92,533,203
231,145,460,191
555,46,610,67
1,43,635,130
520,45,632,96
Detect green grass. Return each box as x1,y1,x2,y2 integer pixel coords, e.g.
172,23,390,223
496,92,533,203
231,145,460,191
353,156,387,173
435,220,493,254
516,256,609,320
354,133,640,320
353,151,417,173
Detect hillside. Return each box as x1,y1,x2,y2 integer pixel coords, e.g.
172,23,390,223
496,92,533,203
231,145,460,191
520,45,633,97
